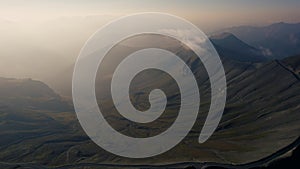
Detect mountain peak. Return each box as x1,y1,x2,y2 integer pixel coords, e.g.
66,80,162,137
221,22,300,59
268,22,299,27
210,32,267,62
0,77,59,99
0,77,71,111
210,32,254,50
210,32,235,40
271,21,287,25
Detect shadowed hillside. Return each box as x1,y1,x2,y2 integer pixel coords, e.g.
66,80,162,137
222,22,300,59
0,35,299,168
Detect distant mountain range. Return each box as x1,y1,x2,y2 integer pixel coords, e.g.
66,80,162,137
220,22,300,59
49,23,300,96
50,31,272,96
0,22,300,169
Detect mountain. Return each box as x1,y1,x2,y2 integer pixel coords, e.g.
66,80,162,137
0,33,299,168
222,22,300,59
49,23,300,97
50,33,268,97
202,144,300,169
0,77,58,98
281,55,300,76
0,35,299,169
0,78,81,168
210,32,267,62
1,54,299,169
0,77,71,112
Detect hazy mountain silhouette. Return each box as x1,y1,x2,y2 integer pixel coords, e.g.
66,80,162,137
0,77,71,112
49,32,269,96
210,32,267,62
0,24,300,169
222,22,300,59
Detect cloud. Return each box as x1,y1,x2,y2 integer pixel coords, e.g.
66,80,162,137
259,46,273,57
159,28,210,54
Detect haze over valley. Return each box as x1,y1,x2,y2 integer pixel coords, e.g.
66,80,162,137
0,1,300,169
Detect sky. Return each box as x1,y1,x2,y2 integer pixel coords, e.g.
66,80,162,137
1,0,300,27
0,0,300,88
1,0,300,34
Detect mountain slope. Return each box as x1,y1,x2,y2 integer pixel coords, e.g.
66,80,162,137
222,22,300,58
0,36,299,168
0,77,71,112
210,32,267,62
281,55,300,76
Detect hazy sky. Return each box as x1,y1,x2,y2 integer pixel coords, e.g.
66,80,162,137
0,0,300,88
1,0,300,26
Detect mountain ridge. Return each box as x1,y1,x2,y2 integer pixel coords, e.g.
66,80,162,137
0,77,71,112
220,22,300,58
210,32,268,62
